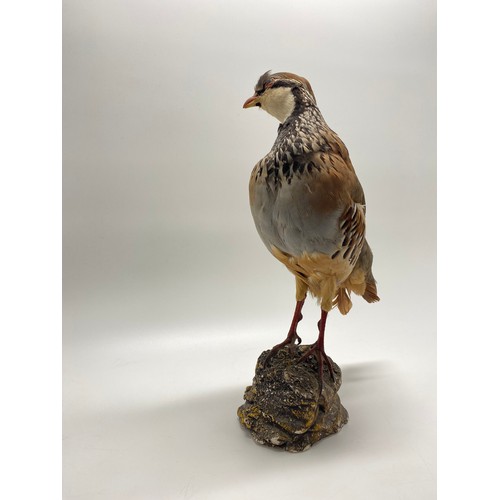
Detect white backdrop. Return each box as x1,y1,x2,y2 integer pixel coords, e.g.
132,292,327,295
63,1,436,498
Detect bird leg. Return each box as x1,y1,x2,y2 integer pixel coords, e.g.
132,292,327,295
298,309,335,393
264,299,305,363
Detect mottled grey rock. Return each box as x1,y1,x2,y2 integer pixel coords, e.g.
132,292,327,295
237,344,348,452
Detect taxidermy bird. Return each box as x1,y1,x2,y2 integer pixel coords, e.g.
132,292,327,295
243,71,379,387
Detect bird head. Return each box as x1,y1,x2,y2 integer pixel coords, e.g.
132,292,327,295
243,71,317,123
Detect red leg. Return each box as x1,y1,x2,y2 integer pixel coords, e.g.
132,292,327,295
298,309,335,393
265,299,305,363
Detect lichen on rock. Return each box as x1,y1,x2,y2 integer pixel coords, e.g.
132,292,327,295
237,344,348,452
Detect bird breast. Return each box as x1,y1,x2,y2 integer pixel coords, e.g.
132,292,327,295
250,157,343,257
249,108,365,266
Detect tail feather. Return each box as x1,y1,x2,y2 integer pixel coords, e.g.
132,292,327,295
362,281,380,303
334,288,353,315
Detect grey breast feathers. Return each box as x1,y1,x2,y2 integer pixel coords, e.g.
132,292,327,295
249,148,366,258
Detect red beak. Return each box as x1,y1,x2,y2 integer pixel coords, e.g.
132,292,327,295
243,94,259,108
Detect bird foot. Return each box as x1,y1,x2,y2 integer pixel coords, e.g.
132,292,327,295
297,342,335,394
264,331,302,366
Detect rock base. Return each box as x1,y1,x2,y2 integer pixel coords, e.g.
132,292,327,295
237,344,348,452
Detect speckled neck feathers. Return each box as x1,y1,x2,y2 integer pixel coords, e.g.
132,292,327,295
257,104,333,188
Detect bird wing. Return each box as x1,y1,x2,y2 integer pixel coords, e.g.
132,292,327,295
294,132,367,265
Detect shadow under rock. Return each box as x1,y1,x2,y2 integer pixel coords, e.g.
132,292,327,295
341,360,392,383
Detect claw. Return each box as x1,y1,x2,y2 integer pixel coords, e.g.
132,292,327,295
297,309,333,394
264,299,305,367
264,331,301,366
298,342,335,393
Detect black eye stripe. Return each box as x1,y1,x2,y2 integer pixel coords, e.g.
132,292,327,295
254,79,295,95
272,81,294,89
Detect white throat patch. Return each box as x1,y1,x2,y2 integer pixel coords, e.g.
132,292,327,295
260,87,296,123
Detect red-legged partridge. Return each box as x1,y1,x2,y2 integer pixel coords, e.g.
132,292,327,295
244,71,380,387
